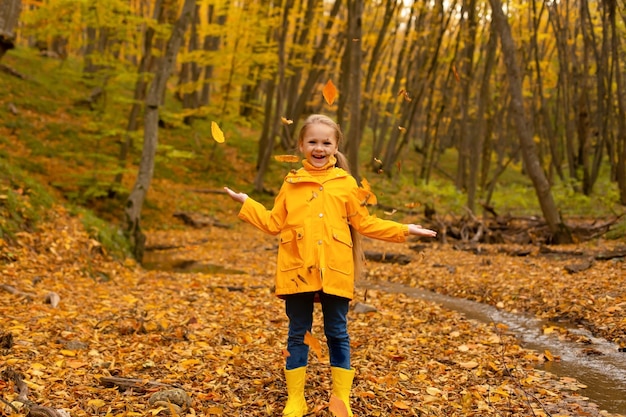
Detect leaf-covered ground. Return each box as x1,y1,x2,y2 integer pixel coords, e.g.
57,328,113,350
1,206,625,416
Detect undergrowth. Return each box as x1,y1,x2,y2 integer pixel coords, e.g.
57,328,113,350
0,46,624,254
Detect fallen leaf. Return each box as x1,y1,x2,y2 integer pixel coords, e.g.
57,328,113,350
393,400,411,410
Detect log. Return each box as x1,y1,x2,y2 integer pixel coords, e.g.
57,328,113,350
564,259,594,274
364,251,412,265
173,212,230,229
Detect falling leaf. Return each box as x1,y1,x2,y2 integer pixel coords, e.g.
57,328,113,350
373,158,382,165
211,121,225,143
398,126,406,133
274,155,300,163
383,209,397,216
404,202,419,209
280,117,293,125
329,395,349,417
398,89,412,102
304,331,323,360
357,177,378,206
323,80,338,106
452,64,460,82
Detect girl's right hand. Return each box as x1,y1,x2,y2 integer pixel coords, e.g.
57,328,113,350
224,187,249,203
408,224,437,237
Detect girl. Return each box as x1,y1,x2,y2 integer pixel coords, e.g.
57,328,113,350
224,114,437,417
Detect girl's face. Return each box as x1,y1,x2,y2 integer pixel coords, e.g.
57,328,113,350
299,123,338,168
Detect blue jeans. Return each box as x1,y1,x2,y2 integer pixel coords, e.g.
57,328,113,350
284,292,351,370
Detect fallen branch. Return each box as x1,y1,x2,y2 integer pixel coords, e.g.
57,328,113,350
0,284,35,301
0,63,26,79
99,376,175,393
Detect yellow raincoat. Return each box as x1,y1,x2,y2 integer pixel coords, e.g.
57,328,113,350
238,159,409,300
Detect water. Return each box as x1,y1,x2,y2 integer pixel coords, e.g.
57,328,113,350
361,280,626,416
142,251,246,275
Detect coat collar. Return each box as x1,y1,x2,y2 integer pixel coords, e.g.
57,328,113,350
284,165,349,184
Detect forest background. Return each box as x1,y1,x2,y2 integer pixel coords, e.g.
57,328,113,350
1,0,626,416
1,0,626,251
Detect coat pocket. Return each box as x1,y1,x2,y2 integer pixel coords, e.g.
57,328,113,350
327,227,354,275
278,227,305,271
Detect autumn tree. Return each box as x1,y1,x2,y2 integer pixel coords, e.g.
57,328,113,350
125,0,197,261
0,0,21,61
489,0,572,243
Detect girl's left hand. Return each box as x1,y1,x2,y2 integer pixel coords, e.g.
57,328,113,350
408,224,437,237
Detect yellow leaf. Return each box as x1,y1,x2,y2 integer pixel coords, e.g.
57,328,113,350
303,331,323,360
323,79,338,106
393,400,411,410
398,126,406,133
211,121,225,143
88,399,106,408
60,349,76,357
458,360,479,369
66,360,87,369
206,406,223,415
280,117,293,125
543,326,557,334
274,155,300,163
180,358,201,369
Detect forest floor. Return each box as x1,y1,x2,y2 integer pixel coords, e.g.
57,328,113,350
2,206,625,417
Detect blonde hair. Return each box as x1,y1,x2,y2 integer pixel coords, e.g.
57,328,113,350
298,114,365,282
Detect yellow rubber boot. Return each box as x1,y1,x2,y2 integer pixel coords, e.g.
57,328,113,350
283,367,308,417
331,367,355,416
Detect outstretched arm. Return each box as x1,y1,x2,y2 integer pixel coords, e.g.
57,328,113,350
224,186,248,204
407,224,437,238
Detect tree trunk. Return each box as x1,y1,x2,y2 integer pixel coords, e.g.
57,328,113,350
488,0,572,244
346,0,363,178
0,0,21,60
286,0,342,131
253,0,293,192
609,0,626,204
112,0,164,190
468,20,496,213
124,0,196,261
179,3,201,125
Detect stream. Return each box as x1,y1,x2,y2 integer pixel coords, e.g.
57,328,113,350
361,280,626,416
143,253,626,416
